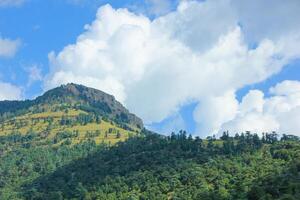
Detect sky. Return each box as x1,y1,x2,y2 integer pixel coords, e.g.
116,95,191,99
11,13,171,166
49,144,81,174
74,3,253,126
0,0,300,137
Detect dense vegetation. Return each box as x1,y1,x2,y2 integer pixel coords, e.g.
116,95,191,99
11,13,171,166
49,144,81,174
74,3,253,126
0,129,299,200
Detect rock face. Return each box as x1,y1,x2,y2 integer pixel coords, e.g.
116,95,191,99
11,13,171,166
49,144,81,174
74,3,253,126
0,83,143,128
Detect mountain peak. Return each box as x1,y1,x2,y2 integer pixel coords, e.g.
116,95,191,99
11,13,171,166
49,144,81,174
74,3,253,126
38,83,143,128
37,83,111,102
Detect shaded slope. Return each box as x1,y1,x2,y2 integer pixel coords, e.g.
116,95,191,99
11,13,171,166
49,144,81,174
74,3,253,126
22,133,300,200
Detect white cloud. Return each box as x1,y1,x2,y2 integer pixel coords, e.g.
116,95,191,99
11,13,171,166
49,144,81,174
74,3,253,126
220,81,300,137
269,80,300,96
221,112,279,136
240,90,265,114
277,107,300,135
0,82,22,100
193,91,239,136
0,37,21,58
0,0,25,7
45,0,300,136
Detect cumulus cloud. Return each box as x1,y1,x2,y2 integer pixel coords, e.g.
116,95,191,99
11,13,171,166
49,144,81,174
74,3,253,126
0,82,22,100
220,81,300,137
45,0,300,136
0,37,21,58
239,90,265,114
193,91,239,135
0,0,25,7
269,80,300,96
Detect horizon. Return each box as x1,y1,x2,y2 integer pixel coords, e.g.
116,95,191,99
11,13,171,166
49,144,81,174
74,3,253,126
0,0,300,137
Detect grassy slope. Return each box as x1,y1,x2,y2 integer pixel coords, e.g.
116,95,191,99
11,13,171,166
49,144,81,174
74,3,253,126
0,107,139,146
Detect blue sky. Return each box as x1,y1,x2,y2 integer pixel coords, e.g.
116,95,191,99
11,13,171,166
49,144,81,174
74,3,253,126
0,0,300,137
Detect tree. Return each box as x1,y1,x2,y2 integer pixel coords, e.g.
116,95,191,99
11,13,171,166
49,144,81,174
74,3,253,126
265,132,278,144
220,131,229,140
281,134,300,141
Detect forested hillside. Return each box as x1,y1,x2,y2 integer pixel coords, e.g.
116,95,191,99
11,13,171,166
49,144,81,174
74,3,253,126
0,84,299,200
0,83,143,199
0,129,299,199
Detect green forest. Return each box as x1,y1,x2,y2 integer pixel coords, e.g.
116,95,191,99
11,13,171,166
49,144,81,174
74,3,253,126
1,129,299,200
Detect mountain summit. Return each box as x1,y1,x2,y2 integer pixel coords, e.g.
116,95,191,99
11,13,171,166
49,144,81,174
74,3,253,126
36,83,143,128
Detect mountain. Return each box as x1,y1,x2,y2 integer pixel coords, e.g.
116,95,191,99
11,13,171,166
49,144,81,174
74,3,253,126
0,83,143,146
0,84,299,200
0,83,143,128
35,83,143,128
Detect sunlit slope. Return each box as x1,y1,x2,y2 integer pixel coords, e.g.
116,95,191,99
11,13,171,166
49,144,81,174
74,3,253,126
0,109,138,146
0,83,142,146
